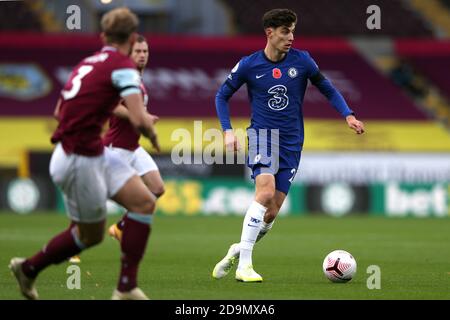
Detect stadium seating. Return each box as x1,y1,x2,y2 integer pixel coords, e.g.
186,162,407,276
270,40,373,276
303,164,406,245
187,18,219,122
393,40,450,127
0,1,42,31
396,40,450,101
222,0,433,37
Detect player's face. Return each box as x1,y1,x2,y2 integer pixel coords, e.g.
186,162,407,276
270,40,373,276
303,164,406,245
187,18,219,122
131,41,149,71
269,24,295,53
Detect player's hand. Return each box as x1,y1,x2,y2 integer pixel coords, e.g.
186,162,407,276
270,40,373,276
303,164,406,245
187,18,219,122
147,113,159,124
346,115,365,135
145,113,159,126
149,132,161,153
224,130,240,152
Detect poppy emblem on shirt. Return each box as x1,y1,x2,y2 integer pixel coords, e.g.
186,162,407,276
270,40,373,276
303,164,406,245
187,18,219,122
272,68,282,79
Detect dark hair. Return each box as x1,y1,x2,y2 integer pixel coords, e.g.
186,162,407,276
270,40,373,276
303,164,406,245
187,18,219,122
262,9,297,30
101,7,139,44
135,34,147,43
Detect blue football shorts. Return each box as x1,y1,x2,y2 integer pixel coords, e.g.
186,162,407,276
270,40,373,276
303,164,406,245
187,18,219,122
247,146,301,195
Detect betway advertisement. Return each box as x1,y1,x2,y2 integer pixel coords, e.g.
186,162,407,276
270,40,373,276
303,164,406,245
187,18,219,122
372,183,449,218
302,182,448,218
94,180,450,218
1,150,449,216
3,175,448,217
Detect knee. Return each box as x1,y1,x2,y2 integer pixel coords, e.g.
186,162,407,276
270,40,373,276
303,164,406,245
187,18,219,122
256,188,276,206
152,184,165,199
136,196,156,214
142,200,156,214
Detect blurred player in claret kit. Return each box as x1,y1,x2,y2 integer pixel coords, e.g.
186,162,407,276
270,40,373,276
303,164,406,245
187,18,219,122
104,34,165,241
212,8,365,282
70,35,165,264
9,7,160,300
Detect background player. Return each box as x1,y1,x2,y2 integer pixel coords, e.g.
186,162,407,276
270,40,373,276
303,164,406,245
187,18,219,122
9,7,160,300
212,8,365,282
104,34,165,242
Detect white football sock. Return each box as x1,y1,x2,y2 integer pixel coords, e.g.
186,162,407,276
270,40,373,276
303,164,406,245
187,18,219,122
238,201,267,269
231,220,275,258
231,220,274,259
256,220,274,242
231,243,240,257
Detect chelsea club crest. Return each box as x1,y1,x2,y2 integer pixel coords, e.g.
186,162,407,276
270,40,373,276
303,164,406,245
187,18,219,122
288,67,298,78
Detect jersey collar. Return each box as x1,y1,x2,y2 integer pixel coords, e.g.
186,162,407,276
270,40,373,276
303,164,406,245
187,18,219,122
262,50,289,64
101,46,117,52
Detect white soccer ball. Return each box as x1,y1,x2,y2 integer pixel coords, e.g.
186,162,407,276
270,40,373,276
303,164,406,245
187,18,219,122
322,250,357,283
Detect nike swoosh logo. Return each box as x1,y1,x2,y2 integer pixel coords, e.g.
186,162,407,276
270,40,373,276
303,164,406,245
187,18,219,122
247,224,258,227
256,74,265,79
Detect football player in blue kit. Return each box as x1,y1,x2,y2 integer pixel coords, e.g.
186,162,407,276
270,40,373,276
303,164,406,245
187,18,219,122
212,8,365,282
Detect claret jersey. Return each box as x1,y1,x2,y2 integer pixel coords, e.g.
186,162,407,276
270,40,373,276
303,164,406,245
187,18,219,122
51,46,141,156
103,81,149,151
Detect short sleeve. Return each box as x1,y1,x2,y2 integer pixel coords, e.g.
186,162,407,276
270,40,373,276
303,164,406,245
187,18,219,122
111,68,141,97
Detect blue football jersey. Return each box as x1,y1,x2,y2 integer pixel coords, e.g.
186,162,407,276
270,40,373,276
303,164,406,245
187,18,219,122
224,49,322,151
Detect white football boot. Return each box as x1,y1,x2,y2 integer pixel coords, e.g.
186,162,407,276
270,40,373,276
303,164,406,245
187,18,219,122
235,265,263,283
111,287,150,300
212,243,239,279
9,257,39,300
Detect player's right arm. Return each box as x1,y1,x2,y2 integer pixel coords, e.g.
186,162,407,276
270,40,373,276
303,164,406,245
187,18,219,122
215,58,248,151
112,68,160,152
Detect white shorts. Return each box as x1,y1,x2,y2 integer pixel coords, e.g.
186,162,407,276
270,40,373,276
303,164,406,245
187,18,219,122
107,146,158,176
49,143,136,223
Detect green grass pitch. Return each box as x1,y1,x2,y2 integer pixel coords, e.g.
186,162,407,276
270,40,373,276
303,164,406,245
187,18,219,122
1,212,450,300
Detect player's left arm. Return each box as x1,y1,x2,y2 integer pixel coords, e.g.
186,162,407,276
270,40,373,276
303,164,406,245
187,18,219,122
307,54,365,134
